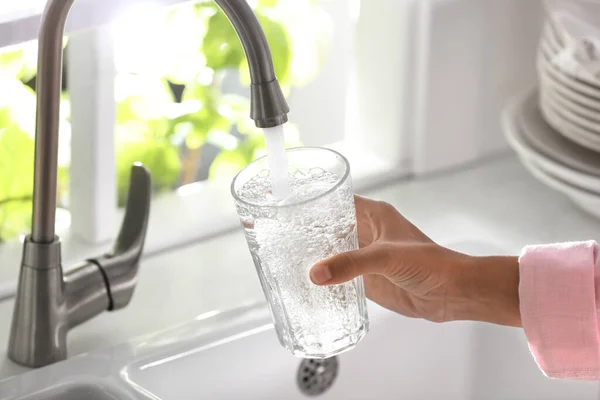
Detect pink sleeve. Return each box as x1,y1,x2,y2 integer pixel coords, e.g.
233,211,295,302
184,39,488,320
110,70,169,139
519,241,600,380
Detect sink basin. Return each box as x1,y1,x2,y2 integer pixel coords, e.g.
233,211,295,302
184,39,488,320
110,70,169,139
18,381,135,400
1,296,599,399
124,304,474,399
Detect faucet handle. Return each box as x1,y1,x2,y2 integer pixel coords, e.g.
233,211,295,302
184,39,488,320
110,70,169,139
111,163,152,258
90,163,152,310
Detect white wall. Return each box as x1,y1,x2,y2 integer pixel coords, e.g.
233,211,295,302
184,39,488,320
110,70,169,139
292,0,544,175
345,0,416,166
411,0,545,175
287,0,352,147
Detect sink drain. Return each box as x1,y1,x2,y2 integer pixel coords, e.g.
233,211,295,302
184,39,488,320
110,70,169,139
297,357,339,397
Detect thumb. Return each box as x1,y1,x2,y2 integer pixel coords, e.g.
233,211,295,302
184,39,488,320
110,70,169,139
310,245,391,285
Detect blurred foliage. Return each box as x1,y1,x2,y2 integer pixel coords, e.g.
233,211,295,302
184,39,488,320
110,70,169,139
0,108,35,241
0,50,44,242
0,0,330,241
0,41,70,241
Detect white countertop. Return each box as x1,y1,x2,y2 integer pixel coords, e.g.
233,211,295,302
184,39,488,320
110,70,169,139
0,155,599,380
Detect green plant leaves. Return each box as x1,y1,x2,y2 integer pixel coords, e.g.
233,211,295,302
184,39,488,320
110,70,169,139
208,150,248,180
115,73,182,204
202,4,292,88
0,126,34,197
258,13,292,85
0,42,38,83
0,73,36,134
0,122,34,241
0,50,26,79
238,11,292,88
179,80,232,150
116,74,174,127
0,0,330,241
0,197,31,242
202,9,246,72
0,73,37,241
258,0,280,7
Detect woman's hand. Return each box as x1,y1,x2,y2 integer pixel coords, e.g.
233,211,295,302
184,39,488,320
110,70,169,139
310,196,521,327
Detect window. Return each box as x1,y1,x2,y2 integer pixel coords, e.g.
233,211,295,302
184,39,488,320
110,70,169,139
0,0,413,295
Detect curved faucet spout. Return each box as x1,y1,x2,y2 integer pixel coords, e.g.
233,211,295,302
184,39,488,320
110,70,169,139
31,0,289,243
9,0,289,368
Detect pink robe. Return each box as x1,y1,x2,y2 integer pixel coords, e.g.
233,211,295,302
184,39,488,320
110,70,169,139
520,241,600,380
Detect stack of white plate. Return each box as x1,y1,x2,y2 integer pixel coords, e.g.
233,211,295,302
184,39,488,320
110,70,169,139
503,5,600,219
538,10,600,152
503,91,600,218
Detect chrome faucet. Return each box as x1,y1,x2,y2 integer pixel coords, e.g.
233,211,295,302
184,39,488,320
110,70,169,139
8,0,289,368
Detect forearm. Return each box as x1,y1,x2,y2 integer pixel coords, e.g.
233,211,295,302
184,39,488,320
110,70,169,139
448,255,522,327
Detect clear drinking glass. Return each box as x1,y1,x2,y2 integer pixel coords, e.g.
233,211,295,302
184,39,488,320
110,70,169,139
231,147,369,358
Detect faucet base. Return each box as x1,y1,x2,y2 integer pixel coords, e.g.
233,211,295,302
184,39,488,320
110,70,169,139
8,236,112,368
8,237,67,367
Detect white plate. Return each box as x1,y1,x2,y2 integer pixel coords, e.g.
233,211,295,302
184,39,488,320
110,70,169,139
546,12,566,48
542,22,562,53
547,5,600,43
544,84,600,124
545,13,600,90
539,44,600,101
502,91,600,193
543,87,600,134
539,20,600,119
518,90,600,176
520,156,600,220
540,95,600,152
539,64,600,111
